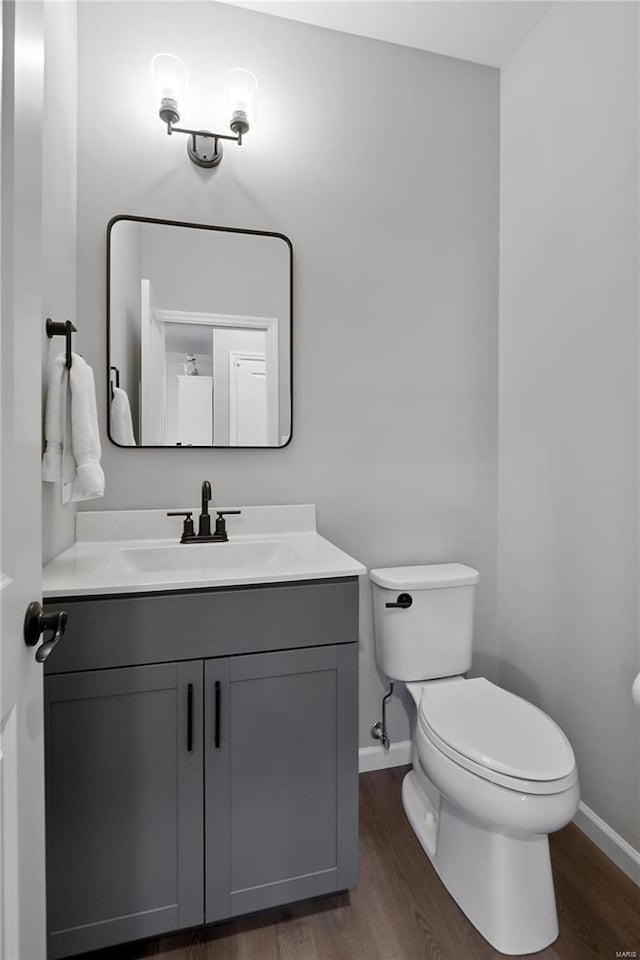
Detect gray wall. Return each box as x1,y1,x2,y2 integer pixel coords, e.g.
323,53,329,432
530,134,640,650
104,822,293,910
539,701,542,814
138,224,288,318
41,0,77,564
499,2,639,847
75,1,499,746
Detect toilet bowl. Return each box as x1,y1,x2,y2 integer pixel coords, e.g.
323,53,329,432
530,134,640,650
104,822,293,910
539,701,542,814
370,565,580,956
405,677,578,955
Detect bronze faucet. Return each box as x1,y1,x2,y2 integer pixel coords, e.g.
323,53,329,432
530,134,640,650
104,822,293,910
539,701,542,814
167,480,241,543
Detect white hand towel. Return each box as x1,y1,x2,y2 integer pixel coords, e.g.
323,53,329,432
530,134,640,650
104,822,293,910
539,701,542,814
42,352,105,501
42,355,75,483
110,386,136,446
69,354,105,501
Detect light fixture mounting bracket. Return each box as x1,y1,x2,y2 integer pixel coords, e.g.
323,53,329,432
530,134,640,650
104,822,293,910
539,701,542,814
187,133,223,168
167,122,242,169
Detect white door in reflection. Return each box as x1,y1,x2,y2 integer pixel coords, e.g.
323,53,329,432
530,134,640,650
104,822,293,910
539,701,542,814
230,353,267,445
177,375,213,445
213,326,275,445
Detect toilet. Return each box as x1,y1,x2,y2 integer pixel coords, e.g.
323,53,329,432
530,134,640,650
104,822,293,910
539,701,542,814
370,563,579,956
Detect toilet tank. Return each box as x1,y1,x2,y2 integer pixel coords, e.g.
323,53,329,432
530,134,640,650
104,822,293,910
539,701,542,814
370,564,479,682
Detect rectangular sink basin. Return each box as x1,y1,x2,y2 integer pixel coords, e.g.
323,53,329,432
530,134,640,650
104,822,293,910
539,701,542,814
107,540,296,575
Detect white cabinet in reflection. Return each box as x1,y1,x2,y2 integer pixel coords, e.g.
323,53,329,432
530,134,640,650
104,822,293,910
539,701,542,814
176,376,213,446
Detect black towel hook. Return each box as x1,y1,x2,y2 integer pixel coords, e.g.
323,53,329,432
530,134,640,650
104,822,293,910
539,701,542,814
46,318,77,369
109,365,120,400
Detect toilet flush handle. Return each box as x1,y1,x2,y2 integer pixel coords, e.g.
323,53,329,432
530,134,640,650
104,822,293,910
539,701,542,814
386,593,413,609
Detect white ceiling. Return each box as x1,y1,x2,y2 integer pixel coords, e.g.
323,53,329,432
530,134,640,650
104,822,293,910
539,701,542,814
220,0,552,68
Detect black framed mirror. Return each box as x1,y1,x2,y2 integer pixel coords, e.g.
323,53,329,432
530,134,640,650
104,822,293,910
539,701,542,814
107,215,292,448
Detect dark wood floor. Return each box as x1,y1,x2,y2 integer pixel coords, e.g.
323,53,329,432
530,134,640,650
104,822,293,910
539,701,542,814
86,766,640,960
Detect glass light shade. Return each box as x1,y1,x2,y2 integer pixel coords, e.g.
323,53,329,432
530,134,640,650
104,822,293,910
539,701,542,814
224,68,257,135
151,53,188,123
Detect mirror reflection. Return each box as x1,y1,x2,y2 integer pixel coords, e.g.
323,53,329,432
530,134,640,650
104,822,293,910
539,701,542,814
108,217,292,447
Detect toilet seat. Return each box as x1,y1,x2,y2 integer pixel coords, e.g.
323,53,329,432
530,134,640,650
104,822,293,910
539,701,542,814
417,678,577,796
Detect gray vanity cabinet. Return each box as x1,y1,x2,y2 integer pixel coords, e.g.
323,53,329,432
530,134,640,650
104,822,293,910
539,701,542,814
45,660,204,959
43,578,359,959
205,644,358,922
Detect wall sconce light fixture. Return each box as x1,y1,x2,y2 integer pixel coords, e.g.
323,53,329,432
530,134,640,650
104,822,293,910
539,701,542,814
151,53,257,169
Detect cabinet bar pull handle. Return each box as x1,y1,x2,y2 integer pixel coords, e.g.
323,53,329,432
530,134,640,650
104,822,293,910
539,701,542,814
187,683,194,752
214,681,221,749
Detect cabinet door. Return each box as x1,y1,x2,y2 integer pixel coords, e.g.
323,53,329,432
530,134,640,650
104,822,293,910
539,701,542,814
45,661,204,959
205,643,358,921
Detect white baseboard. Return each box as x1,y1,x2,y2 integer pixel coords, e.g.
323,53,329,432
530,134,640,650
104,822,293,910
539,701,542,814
574,801,640,886
358,739,412,773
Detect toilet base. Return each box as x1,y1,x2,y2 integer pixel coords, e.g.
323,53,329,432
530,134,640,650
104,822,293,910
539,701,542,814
402,769,559,956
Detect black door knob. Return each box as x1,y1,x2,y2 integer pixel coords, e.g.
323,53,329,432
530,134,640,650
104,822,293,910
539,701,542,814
24,601,67,663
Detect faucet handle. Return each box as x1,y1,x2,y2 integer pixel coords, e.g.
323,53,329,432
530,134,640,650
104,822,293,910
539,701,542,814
214,510,241,542
167,511,195,541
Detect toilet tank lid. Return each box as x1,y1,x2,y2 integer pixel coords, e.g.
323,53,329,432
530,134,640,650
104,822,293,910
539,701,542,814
369,563,479,590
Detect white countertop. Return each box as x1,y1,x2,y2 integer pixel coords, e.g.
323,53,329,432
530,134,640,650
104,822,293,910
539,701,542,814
42,505,366,598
